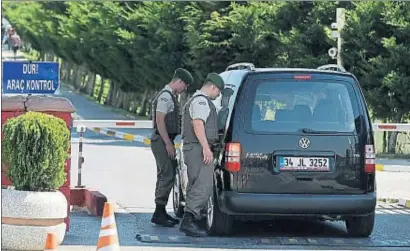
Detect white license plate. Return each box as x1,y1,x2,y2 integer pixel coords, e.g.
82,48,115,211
279,157,330,171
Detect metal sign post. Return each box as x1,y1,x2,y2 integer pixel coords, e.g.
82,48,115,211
329,8,346,68
76,125,86,188
336,8,346,67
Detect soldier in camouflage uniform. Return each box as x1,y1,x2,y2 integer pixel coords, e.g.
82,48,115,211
179,73,224,237
150,68,194,227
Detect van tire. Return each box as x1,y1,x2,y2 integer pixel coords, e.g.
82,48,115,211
206,189,234,236
345,211,375,237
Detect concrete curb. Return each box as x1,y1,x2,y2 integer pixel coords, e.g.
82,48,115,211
377,197,410,208
376,164,410,172
70,187,107,217
398,198,410,208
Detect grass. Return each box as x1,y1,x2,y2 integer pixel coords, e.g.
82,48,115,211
21,50,40,61
91,76,111,105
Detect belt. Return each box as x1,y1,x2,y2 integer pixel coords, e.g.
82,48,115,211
183,142,220,152
155,131,177,141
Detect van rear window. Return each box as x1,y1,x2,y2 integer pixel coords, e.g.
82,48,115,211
247,79,361,134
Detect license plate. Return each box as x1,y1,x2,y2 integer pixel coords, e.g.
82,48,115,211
279,157,330,171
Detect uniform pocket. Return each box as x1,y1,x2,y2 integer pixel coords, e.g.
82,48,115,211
182,143,194,152
150,132,160,141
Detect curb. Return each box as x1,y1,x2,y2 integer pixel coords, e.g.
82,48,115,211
377,197,410,208
70,187,107,216
376,164,410,172
398,198,410,208
377,198,399,203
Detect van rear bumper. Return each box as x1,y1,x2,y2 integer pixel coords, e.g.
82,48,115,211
218,191,376,216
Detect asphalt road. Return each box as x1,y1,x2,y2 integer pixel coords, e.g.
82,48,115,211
55,84,410,250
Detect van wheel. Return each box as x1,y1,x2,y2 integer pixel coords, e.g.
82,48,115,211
172,173,184,218
345,211,375,237
206,189,234,236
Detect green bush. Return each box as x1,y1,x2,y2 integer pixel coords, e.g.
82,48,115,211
2,111,70,191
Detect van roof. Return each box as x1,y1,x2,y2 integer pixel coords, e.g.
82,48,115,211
255,67,350,74
224,63,354,78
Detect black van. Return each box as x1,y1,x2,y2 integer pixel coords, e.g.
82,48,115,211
174,63,377,237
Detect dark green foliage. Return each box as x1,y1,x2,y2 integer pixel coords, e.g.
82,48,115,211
3,1,410,152
2,112,70,192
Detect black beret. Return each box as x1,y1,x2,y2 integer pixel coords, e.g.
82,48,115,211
206,72,224,90
173,68,194,86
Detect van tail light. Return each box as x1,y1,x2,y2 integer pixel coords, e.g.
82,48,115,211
225,142,241,172
365,144,375,173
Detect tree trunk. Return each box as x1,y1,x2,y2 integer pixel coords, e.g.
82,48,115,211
383,131,387,153
79,69,88,93
45,53,54,62
85,72,96,96
382,119,387,153
115,90,125,109
129,92,140,113
70,64,79,88
387,113,404,153
123,92,133,111
40,51,46,61
106,80,116,106
73,65,83,90
97,77,105,103
61,60,67,81
138,89,149,116
66,62,74,84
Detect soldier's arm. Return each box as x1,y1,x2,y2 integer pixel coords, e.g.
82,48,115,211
190,97,211,151
155,92,173,146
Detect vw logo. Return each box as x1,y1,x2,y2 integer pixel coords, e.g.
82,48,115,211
299,137,311,149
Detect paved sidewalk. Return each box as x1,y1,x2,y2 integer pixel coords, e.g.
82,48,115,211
1,48,25,60
58,247,387,251
376,158,410,172
376,172,410,200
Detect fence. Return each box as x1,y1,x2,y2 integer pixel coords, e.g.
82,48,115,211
72,120,410,187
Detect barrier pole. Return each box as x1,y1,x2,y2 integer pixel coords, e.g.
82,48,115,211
76,125,86,188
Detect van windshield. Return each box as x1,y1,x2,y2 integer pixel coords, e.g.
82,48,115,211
248,79,361,134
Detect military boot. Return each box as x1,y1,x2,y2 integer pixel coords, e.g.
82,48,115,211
151,205,175,227
179,212,207,237
157,205,180,224
165,211,180,225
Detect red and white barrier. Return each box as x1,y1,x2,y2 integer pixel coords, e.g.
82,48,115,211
72,120,410,132
72,119,152,129
372,123,410,132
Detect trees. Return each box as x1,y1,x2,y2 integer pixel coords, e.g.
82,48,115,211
3,1,410,152
342,1,410,153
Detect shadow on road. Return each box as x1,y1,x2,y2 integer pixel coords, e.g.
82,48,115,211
63,211,410,250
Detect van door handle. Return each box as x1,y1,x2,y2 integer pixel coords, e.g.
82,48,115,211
296,177,313,181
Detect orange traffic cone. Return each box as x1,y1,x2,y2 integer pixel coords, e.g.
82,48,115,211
96,202,120,251
44,232,58,251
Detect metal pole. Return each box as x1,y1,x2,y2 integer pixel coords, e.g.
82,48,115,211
336,8,346,67
76,126,86,188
